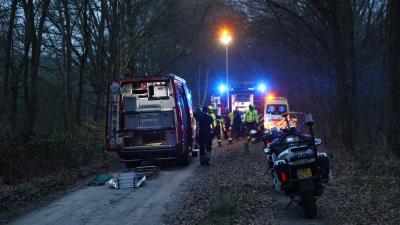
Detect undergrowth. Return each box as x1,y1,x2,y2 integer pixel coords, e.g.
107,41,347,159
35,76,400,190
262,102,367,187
0,122,112,184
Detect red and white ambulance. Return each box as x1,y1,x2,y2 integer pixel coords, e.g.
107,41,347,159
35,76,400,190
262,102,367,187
263,95,296,130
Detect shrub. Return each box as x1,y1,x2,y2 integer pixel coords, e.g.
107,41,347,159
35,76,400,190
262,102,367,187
0,123,111,184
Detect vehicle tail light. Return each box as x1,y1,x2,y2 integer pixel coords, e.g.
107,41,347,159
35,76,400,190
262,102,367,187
123,131,134,138
280,172,287,184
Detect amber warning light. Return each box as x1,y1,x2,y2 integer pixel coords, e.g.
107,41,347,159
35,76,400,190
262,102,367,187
266,94,274,101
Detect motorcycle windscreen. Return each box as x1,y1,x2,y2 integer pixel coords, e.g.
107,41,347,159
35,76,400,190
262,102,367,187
106,81,123,150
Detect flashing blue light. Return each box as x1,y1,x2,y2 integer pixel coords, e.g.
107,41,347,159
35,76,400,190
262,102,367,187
257,83,267,93
219,84,228,93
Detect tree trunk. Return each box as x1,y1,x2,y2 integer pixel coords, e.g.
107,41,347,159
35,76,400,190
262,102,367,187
21,5,31,116
2,0,18,125
329,0,356,151
62,0,73,125
109,0,120,80
197,64,201,106
25,0,51,134
388,0,400,154
201,66,210,106
93,87,103,122
92,0,107,121
75,0,90,126
55,0,73,129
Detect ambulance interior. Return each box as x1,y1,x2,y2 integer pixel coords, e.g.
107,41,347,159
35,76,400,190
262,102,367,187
121,81,177,147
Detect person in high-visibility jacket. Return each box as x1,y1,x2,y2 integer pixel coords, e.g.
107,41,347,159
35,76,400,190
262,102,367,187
207,105,217,142
208,105,217,127
208,105,223,147
215,114,224,147
223,108,234,144
244,105,259,138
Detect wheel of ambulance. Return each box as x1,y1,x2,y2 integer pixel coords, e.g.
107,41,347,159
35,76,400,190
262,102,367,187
178,144,191,166
125,161,141,168
191,144,198,158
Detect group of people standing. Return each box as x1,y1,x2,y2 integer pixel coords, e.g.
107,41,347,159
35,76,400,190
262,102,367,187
194,105,259,165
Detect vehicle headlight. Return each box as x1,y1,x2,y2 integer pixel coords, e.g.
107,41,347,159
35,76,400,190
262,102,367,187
291,148,314,157
286,137,294,143
285,136,300,143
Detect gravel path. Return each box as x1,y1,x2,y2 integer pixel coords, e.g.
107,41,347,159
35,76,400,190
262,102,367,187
8,162,198,225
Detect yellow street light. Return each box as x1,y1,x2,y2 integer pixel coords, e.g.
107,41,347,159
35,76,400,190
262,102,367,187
219,29,232,46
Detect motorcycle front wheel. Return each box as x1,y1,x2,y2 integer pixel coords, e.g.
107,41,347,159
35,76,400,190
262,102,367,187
300,191,318,219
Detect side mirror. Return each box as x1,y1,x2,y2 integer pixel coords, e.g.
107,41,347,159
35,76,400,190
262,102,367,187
263,147,270,154
315,137,322,146
148,86,154,97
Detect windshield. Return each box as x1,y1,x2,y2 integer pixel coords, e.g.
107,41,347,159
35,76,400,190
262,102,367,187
235,94,251,102
266,104,288,115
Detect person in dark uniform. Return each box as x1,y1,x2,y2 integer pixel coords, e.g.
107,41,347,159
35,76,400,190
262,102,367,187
223,107,234,144
193,107,202,149
233,107,242,140
196,106,214,165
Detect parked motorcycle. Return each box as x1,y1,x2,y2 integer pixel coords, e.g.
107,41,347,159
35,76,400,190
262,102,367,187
249,126,282,147
249,128,266,144
263,113,330,218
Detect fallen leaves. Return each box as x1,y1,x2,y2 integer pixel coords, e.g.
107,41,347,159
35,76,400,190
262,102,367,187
165,142,400,225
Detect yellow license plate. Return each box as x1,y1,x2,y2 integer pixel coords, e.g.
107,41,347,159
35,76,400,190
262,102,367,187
297,168,312,179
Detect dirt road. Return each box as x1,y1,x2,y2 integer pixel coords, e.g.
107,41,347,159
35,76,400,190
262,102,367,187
9,143,329,225
9,161,199,225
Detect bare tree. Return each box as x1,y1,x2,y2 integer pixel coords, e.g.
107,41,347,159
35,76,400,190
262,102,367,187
2,0,18,126
74,0,91,126
388,0,400,153
22,0,51,134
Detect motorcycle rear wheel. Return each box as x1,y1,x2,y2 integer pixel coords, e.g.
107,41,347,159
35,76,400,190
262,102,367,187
300,191,318,219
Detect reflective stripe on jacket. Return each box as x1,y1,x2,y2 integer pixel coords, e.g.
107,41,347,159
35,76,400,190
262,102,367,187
209,113,217,127
228,112,234,125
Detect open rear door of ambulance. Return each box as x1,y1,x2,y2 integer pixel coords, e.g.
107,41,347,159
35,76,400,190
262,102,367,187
106,81,122,150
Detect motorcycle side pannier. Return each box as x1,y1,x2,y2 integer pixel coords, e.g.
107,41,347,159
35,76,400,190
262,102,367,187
317,153,330,183
274,160,290,185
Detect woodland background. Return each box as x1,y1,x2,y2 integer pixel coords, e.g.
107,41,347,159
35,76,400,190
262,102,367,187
0,0,399,182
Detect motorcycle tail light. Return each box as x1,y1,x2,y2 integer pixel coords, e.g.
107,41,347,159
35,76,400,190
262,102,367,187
280,172,287,184
123,131,134,138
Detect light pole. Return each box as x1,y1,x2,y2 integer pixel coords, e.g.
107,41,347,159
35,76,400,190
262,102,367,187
219,29,232,111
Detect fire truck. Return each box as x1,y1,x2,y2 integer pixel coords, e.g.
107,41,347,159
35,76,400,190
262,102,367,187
211,81,297,131
212,81,266,122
